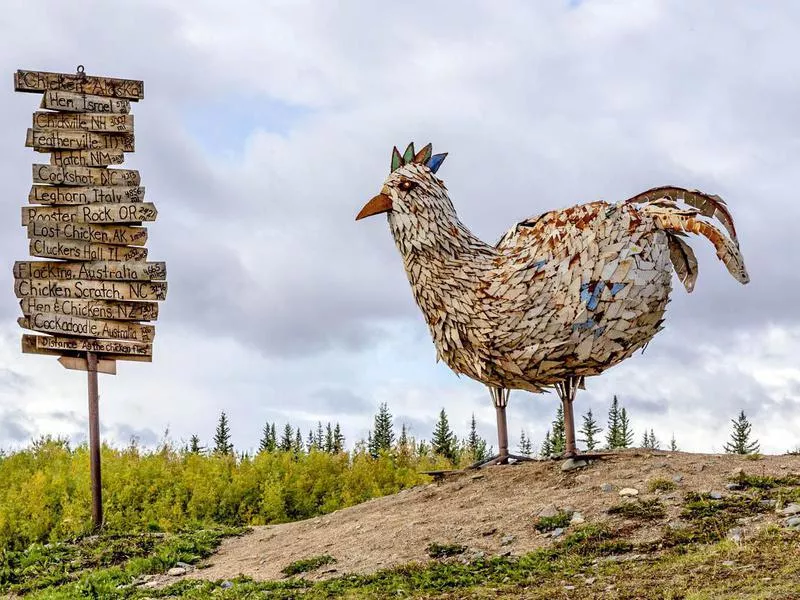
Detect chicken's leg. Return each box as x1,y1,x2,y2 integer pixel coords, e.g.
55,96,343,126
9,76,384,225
555,377,581,457
469,387,533,468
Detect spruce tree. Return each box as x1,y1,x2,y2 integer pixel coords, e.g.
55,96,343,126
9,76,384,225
306,429,315,452
293,428,304,455
540,429,553,457
641,430,650,449
649,429,660,450
619,408,634,448
189,434,203,454
316,421,325,449
279,423,294,452
724,410,760,454
466,414,488,461
670,433,677,452
333,423,345,453
325,423,335,453
550,405,566,455
399,423,409,448
432,408,458,462
605,395,621,449
518,430,532,456
258,422,272,453
578,409,602,450
372,402,395,453
213,411,233,455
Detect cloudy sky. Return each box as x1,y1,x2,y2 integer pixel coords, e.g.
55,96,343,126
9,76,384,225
0,0,797,456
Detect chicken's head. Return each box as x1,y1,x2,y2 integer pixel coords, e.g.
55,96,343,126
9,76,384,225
355,142,448,222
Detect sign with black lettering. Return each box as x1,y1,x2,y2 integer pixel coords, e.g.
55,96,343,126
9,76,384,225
22,203,157,226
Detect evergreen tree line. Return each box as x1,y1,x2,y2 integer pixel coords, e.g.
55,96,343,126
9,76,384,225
520,395,761,457
192,399,765,464
192,405,492,465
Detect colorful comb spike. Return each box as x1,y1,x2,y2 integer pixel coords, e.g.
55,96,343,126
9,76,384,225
413,143,433,164
426,152,448,174
391,146,403,172
402,142,416,164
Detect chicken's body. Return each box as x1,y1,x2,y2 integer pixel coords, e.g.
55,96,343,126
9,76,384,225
357,143,749,461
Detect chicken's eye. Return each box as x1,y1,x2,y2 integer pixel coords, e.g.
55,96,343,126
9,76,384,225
398,180,418,192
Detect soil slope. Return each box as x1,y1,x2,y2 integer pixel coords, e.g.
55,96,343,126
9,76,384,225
177,450,800,584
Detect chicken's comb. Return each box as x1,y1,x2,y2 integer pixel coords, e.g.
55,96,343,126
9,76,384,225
390,142,447,174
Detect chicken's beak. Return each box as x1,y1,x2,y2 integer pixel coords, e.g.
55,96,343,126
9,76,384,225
355,193,392,221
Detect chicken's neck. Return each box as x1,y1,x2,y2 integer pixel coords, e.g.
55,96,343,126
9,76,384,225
387,204,495,324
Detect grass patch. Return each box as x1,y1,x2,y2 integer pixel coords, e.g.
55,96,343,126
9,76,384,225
2,527,244,597
426,543,467,559
281,554,337,577
607,498,666,521
647,477,677,493
533,510,572,532
731,471,800,489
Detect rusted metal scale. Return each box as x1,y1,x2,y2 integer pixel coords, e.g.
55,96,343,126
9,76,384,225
356,142,749,464
12,67,165,531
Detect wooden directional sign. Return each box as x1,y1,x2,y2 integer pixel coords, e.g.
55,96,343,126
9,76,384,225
19,313,155,342
15,67,160,533
22,334,152,359
29,238,148,261
15,69,144,100
28,222,148,246
29,185,145,205
33,164,140,186
41,90,131,114
23,203,157,226
27,129,134,152
14,261,166,281
59,356,117,375
33,112,133,133
20,297,159,322
14,279,167,302
50,150,125,167
19,313,155,343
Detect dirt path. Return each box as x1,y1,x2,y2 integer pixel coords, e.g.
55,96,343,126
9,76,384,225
176,450,800,584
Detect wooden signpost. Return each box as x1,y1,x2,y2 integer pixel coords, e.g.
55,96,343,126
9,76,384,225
13,66,164,532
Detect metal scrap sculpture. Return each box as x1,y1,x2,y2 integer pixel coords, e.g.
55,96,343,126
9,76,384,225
356,142,749,464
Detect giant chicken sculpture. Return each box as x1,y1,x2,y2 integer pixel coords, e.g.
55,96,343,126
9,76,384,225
356,143,749,464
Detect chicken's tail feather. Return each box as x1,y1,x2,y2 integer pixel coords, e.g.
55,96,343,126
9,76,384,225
624,187,749,290
624,186,739,244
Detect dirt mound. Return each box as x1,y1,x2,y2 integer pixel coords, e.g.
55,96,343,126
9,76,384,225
177,450,800,583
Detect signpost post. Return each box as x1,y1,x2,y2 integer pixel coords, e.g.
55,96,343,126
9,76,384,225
13,66,166,531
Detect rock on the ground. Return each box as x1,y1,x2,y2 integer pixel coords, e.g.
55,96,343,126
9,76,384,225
672,474,683,483
600,483,613,493
550,527,564,539
779,503,800,516
537,504,559,518
221,581,233,589
619,488,639,497
785,516,800,528
570,512,585,525
167,567,187,576
500,534,515,546
727,527,744,543
709,491,723,500
725,483,742,491
561,458,588,472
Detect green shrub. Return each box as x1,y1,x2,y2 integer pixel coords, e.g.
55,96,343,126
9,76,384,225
0,438,440,553
281,554,336,576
